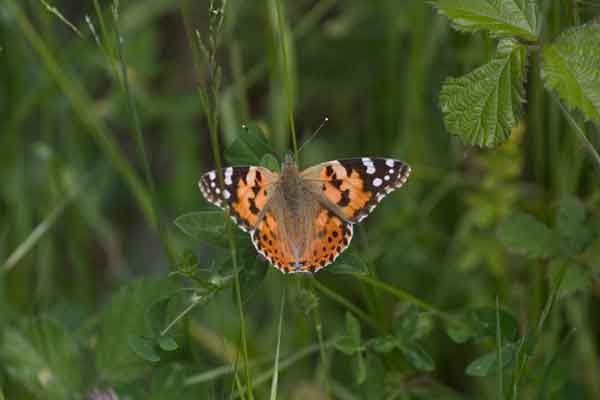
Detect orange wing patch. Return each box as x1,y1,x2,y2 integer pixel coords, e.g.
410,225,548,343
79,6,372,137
301,158,411,223
199,166,278,232
252,208,353,273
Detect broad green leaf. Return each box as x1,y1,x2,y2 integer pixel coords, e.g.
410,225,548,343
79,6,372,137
446,318,477,344
556,196,593,255
226,123,275,165
96,278,176,383
497,212,559,258
174,211,233,248
433,0,539,41
0,318,81,400
128,335,160,362
542,24,600,124
360,355,385,400
260,153,280,172
355,351,367,384
440,40,527,147
466,343,517,376
398,340,435,372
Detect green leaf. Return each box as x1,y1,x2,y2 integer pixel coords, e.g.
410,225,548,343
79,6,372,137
497,212,559,258
549,260,591,298
96,277,176,383
446,306,519,343
355,351,367,384
260,153,280,172
432,0,539,41
398,340,435,372
556,196,593,255
393,304,419,340
439,40,527,147
128,335,160,362
174,211,229,247
158,335,179,352
470,306,519,341
335,312,364,355
0,318,81,400
235,254,268,304
371,336,398,353
226,123,275,165
326,252,369,275
465,343,517,377
542,24,600,124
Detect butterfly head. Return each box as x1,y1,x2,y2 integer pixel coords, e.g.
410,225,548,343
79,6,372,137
282,152,298,174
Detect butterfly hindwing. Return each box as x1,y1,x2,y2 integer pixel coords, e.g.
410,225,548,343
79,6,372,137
251,207,353,273
300,158,411,223
199,166,279,231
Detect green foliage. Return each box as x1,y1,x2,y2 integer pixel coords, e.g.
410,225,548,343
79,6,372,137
0,318,81,400
542,24,600,124
439,40,527,147
497,212,559,258
96,278,176,383
2,0,600,398
432,0,539,40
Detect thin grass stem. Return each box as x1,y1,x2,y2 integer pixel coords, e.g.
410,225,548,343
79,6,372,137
269,283,286,400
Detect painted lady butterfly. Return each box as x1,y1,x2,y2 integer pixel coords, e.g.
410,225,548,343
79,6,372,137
199,155,411,273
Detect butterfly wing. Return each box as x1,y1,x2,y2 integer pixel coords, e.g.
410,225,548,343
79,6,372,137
300,158,411,223
251,206,353,273
199,166,279,232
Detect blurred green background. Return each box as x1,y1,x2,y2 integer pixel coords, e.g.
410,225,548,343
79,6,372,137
1,0,600,399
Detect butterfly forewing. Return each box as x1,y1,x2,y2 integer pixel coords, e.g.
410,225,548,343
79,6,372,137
199,166,279,232
300,158,411,223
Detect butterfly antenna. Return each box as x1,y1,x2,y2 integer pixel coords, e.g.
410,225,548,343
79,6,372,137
298,116,328,154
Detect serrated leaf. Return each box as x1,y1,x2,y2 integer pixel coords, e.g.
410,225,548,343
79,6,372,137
433,0,539,41
542,24,600,124
497,212,559,258
0,318,81,400
128,335,160,362
466,343,517,377
398,340,435,372
440,40,527,147
556,196,593,255
225,123,275,165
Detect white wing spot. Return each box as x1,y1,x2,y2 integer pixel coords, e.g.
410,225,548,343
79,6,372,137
373,178,383,187
366,166,376,174
389,169,395,174
215,188,221,194
210,181,216,188
384,175,390,181
224,167,233,185
386,159,395,167
208,171,216,180
223,189,231,199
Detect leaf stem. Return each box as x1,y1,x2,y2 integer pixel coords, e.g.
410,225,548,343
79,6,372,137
272,0,298,159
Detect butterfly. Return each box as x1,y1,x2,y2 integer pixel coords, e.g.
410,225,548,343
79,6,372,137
199,155,411,273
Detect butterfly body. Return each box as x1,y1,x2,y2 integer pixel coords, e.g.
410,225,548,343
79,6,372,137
199,156,411,273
